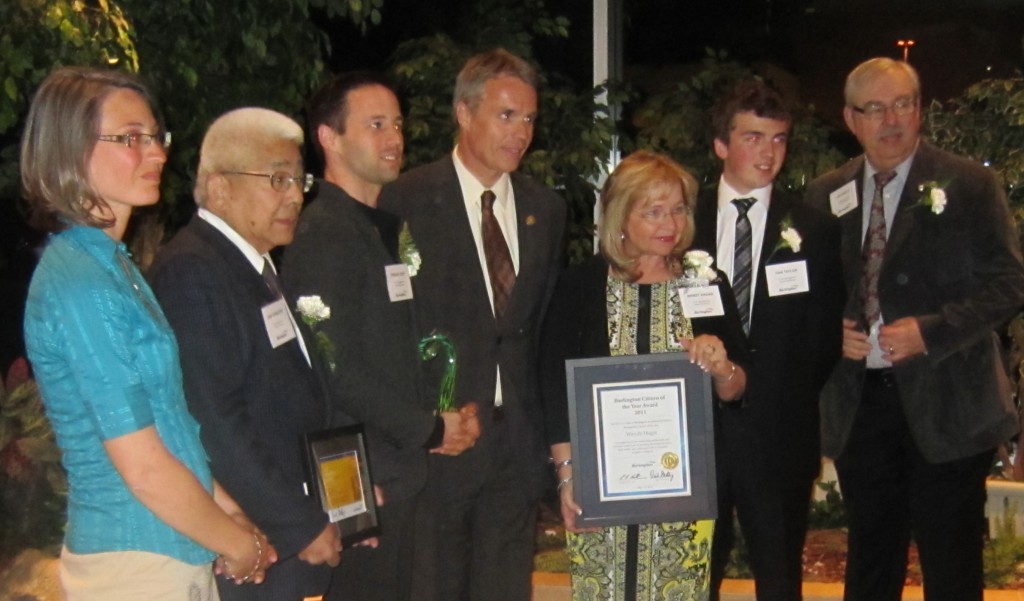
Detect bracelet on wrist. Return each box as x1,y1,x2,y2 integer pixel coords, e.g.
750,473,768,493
240,532,262,583
553,458,572,469
557,476,573,491
713,362,736,383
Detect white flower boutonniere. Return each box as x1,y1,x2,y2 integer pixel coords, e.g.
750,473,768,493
681,250,718,287
915,180,949,215
295,295,336,372
398,221,422,277
296,295,331,324
773,215,802,255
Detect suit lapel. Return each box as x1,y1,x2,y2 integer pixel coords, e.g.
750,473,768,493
693,190,719,256
433,164,496,322
191,217,314,373
832,159,868,301
504,177,544,326
760,192,788,267
748,192,791,330
883,143,935,270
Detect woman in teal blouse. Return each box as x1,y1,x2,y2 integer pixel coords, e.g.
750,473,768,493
21,67,276,601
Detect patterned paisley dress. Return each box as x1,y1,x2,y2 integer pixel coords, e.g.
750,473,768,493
566,275,714,601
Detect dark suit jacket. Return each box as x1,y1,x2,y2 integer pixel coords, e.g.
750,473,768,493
281,181,436,503
692,186,844,481
539,254,749,446
379,156,566,499
149,217,331,600
804,141,1024,463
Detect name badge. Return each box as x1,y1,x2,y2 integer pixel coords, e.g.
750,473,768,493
385,264,414,302
678,286,725,318
765,260,810,296
262,298,297,348
829,180,858,217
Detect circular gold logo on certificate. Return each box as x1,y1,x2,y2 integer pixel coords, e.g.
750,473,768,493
661,452,680,470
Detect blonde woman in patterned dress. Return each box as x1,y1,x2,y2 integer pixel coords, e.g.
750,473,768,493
540,150,749,601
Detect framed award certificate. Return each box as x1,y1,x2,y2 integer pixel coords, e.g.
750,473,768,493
302,424,381,546
566,352,717,527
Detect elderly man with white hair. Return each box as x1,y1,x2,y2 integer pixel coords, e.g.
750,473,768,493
149,107,341,601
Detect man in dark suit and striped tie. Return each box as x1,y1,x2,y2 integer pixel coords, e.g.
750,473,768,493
693,80,844,601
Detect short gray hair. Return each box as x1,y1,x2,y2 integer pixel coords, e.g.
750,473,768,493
453,48,538,117
844,57,920,106
194,107,304,206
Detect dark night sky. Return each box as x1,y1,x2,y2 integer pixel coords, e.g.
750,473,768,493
327,0,1024,127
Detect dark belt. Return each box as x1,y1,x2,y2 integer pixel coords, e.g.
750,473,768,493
864,368,897,388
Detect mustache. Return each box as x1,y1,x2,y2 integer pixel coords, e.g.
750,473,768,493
879,125,903,137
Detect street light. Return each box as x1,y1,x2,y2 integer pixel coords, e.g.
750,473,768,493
896,39,916,62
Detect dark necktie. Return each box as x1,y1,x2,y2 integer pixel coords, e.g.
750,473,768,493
261,258,284,300
860,171,897,327
732,197,756,334
481,190,516,319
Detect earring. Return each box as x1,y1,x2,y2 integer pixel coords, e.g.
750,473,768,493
620,232,626,241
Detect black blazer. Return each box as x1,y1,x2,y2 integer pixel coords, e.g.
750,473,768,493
149,217,331,601
379,156,567,499
804,141,1024,462
539,254,750,447
692,187,844,481
281,181,437,503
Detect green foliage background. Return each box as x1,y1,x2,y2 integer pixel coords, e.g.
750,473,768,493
4,0,1024,580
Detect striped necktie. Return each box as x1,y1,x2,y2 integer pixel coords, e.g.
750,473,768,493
732,197,756,334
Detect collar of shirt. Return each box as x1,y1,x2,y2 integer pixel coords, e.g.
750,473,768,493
197,208,268,274
715,178,772,215
451,147,519,268
452,147,514,213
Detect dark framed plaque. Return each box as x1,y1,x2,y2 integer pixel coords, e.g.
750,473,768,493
302,424,381,547
566,352,716,528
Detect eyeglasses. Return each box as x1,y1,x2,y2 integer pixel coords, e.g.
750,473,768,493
850,96,918,121
97,131,172,149
638,205,691,222
222,171,314,193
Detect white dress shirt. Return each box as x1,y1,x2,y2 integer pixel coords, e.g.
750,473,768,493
714,177,773,319
451,148,520,408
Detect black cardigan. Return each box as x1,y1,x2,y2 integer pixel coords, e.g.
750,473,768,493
539,254,749,446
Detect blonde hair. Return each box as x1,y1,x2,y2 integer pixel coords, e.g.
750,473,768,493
194,107,304,206
599,150,698,282
844,57,920,106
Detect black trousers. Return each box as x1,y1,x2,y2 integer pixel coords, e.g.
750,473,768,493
409,431,538,601
835,369,992,601
325,495,418,601
710,409,813,601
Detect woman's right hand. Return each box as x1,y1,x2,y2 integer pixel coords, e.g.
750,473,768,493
559,482,602,534
559,480,584,532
